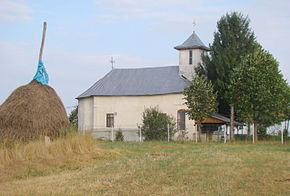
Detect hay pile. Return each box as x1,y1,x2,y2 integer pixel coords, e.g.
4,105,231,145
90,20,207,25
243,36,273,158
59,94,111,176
0,80,69,141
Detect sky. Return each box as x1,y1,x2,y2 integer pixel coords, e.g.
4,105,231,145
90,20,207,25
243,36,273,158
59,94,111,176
0,0,290,114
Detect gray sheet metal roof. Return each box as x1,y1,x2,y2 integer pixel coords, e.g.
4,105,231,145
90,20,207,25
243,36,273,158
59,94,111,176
77,66,190,98
174,31,210,51
210,113,244,126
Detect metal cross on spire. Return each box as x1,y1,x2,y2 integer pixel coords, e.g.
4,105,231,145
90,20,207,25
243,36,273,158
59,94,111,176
110,57,115,70
192,20,196,32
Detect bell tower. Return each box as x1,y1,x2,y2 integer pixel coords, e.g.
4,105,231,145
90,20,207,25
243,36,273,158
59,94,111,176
174,31,210,80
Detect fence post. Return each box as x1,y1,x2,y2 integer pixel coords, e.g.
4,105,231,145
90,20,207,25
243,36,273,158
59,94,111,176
281,128,284,145
167,123,170,142
252,125,255,144
195,124,198,143
139,126,142,142
111,127,114,141
224,125,227,144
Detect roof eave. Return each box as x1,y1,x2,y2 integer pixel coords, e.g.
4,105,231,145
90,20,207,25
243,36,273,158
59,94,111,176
77,91,185,99
174,45,210,51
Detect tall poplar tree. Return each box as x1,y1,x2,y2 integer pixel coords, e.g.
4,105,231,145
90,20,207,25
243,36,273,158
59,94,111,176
196,12,256,140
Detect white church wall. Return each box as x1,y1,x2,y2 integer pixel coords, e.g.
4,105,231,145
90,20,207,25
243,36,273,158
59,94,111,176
178,49,203,80
78,97,94,131
178,49,203,66
78,93,196,138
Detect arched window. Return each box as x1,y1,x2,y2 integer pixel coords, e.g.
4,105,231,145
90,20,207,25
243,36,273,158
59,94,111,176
177,109,185,130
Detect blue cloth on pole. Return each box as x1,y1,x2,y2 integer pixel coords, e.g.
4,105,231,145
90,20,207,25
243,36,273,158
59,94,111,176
33,60,49,85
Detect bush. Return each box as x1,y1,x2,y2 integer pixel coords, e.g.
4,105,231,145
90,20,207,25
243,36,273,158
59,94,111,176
141,107,176,141
69,106,78,127
115,130,124,141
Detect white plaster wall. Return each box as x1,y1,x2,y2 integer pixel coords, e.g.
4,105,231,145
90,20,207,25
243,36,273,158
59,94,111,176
78,97,94,131
179,49,203,66
179,49,204,80
78,93,196,138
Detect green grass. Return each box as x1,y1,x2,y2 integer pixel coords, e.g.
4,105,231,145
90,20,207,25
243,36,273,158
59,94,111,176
0,140,289,195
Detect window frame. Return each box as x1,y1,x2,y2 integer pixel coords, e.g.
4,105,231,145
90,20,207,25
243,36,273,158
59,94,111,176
189,50,193,65
106,113,114,128
177,109,186,130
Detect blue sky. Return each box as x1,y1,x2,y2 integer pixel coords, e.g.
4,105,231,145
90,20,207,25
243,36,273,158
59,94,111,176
1,0,290,113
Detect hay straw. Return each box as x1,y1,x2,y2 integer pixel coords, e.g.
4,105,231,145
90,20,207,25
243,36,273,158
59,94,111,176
0,80,69,141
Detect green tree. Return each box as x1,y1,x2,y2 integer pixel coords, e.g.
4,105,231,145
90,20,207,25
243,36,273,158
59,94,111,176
196,12,256,140
141,107,176,141
230,45,290,142
183,75,217,141
69,106,78,127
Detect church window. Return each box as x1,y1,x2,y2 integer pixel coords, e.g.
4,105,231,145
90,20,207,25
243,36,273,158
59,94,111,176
189,50,193,64
106,113,114,127
177,109,185,130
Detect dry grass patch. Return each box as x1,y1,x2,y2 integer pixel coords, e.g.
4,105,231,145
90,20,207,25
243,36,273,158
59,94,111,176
0,132,119,182
0,141,289,195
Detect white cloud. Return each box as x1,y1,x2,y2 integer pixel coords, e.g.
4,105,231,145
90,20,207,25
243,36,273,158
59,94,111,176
0,0,32,23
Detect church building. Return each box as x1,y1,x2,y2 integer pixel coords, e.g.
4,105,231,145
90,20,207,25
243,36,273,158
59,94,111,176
77,31,231,141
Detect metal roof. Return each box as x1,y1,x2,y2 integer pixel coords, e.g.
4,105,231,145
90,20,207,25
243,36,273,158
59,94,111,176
210,113,244,126
77,66,190,98
174,31,210,51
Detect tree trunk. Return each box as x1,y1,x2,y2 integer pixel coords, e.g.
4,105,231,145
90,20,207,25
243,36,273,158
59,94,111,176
254,122,259,142
225,124,228,143
230,105,235,141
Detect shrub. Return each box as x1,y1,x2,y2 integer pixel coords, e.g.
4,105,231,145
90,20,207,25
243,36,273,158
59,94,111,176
69,106,78,127
141,107,176,141
115,130,124,141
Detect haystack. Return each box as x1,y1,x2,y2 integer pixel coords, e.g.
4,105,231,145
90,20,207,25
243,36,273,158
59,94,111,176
0,80,68,140
0,22,69,141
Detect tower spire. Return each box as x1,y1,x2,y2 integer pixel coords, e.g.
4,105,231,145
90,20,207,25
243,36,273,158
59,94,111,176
174,28,210,81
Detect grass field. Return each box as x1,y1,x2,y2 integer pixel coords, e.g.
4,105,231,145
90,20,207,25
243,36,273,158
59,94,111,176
0,136,289,195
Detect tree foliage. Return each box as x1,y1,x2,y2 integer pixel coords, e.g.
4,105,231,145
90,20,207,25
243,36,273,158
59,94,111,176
230,45,290,140
183,75,217,140
141,107,176,141
115,130,124,141
196,12,256,115
69,106,78,127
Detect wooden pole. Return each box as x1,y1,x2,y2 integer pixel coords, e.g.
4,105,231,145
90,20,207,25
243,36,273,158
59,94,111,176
139,126,142,142
224,125,227,144
167,124,170,142
252,125,255,144
230,105,235,141
281,126,284,145
195,124,198,143
111,127,114,141
39,22,47,61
